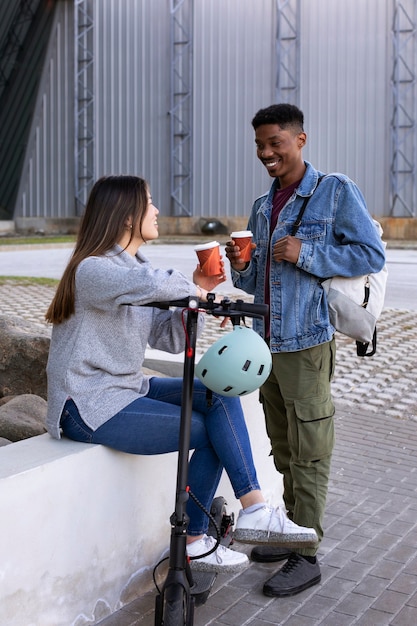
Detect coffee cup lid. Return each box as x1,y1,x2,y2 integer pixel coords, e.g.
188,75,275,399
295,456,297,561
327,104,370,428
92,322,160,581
230,230,253,238
194,241,220,251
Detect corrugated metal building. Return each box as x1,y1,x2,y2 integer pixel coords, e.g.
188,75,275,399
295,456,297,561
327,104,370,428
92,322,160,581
1,0,416,229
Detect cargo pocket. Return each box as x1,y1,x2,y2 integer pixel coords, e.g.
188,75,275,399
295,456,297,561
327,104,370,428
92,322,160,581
292,397,335,462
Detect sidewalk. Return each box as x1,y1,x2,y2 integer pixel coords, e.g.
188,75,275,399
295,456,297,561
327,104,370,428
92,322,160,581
99,403,417,626
96,302,417,624
95,307,417,626
1,282,417,625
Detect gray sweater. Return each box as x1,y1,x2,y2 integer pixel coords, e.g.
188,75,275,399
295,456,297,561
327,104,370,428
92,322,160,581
46,245,202,439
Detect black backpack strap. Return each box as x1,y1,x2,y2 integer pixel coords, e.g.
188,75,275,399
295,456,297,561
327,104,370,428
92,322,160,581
356,328,377,357
291,176,324,236
291,196,311,236
356,276,374,356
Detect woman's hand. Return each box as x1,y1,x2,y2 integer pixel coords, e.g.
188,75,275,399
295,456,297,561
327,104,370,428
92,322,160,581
193,257,227,293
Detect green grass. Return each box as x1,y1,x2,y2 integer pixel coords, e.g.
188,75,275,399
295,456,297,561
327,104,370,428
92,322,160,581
0,235,75,246
0,276,59,286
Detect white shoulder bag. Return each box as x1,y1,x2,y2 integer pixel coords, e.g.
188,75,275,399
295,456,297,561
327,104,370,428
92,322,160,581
292,179,388,357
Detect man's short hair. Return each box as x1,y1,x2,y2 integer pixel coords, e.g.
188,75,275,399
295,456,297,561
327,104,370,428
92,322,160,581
252,104,304,133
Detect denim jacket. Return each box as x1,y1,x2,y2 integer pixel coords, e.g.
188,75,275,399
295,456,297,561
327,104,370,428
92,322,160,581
232,161,386,353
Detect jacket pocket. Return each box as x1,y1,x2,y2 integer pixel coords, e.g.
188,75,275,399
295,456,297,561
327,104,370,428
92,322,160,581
290,222,326,242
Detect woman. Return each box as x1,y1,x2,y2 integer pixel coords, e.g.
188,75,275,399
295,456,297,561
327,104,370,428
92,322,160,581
45,175,317,572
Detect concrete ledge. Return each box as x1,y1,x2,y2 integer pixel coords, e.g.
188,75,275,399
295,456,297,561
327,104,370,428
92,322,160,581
11,216,249,238
378,216,417,240
14,217,80,235
0,221,15,234
0,392,281,626
0,435,178,625
8,216,417,241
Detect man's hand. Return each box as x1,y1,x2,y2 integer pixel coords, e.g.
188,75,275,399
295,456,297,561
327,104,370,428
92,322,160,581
225,239,256,271
272,235,301,264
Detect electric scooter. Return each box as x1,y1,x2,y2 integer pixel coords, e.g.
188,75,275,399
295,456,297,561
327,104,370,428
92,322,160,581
149,294,268,626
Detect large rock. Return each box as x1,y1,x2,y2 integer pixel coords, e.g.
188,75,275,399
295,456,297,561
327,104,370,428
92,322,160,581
0,395,15,407
0,394,47,441
0,315,50,399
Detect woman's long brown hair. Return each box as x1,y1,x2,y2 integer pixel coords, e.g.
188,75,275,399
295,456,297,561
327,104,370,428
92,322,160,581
45,175,149,324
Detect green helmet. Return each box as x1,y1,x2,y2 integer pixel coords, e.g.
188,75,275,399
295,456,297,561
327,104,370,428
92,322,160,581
195,326,272,396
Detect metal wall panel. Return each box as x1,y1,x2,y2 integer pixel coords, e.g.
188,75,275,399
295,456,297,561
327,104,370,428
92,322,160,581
93,0,277,220
12,0,409,221
300,0,391,217
192,0,277,219
94,0,172,215
15,1,75,219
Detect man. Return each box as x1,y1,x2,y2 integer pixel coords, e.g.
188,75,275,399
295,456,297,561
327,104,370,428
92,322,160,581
226,103,385,597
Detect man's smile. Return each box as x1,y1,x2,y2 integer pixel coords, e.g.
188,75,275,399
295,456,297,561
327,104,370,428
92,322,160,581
264,160,279,169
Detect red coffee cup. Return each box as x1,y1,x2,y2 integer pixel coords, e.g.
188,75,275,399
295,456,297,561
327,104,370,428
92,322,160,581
230,230,253,262
194,241,222,276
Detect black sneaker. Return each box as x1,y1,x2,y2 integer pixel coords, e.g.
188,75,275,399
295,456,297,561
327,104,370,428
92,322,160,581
263,553,321,597
251,546,292,563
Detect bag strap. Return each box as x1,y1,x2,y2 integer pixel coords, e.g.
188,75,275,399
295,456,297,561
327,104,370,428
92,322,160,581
356,329,377,357
291,176,324,236
356,276,376,356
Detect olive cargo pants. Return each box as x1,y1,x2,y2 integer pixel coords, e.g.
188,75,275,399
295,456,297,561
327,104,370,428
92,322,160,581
260,338,336,556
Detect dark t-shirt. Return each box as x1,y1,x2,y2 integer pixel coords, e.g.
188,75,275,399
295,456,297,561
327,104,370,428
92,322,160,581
264,179,301,336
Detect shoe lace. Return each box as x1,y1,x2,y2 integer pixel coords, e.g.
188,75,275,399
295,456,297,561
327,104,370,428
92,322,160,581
280,553,300,576
200,535,223,564
265,505,285,536
214,543,229,564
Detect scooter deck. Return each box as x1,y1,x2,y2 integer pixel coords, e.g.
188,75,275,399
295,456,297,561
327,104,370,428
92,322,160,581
190,571,217,606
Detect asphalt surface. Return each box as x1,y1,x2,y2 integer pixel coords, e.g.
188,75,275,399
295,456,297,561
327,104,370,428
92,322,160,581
1,242,417,625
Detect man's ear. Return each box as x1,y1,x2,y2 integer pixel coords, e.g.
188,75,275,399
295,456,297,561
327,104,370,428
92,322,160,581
297,132,307,148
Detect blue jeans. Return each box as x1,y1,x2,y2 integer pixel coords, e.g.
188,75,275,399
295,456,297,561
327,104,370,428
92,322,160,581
60,377,260,535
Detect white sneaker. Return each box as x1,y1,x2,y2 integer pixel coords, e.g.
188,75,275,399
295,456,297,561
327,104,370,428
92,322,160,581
234,505,318,548
186,534,249,573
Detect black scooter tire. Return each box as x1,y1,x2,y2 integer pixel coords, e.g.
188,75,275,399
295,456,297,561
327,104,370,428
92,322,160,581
163,589,194,626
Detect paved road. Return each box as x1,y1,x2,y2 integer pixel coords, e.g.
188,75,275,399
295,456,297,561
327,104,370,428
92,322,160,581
0,244,416,309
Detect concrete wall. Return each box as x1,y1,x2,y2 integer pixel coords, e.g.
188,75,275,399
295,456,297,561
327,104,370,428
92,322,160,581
10,216,417,242
0,391,281,626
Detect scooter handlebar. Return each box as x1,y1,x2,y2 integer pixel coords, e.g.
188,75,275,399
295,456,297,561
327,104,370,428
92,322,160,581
144,295,268,320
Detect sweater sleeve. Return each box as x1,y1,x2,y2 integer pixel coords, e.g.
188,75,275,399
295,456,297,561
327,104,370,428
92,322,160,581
148,307,205,353
76,254,198,310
